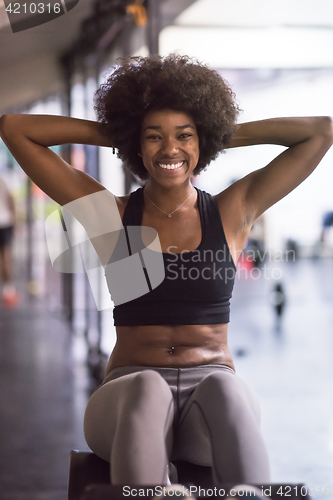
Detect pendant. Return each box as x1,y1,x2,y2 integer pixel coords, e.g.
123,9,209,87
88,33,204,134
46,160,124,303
168,214,172,218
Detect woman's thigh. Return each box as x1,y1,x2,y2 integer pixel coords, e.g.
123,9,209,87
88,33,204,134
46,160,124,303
84,369,175,462
173,370,262,466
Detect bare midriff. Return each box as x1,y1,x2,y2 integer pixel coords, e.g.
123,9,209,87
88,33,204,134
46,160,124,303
105,323,235,375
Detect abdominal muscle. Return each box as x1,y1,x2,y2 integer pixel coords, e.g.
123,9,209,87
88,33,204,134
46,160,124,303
105,323,235,375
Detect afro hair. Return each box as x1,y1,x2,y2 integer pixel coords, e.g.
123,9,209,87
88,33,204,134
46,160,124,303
94,53,240,180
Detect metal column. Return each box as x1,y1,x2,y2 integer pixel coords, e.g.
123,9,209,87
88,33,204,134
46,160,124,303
60,58,74,322
147,0,160,54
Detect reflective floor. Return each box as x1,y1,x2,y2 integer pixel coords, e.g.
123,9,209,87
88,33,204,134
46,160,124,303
0,258,333,499
230,258,333,497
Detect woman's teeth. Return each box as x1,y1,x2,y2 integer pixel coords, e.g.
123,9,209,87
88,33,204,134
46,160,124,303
158,161,184,170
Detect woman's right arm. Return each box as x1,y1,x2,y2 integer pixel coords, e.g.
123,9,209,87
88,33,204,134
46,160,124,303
0,114,114,206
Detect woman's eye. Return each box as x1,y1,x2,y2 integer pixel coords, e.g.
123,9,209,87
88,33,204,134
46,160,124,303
179,133,192,139
147,135,161,140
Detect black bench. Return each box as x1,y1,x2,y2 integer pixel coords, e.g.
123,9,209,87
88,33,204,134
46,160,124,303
68,450,213,500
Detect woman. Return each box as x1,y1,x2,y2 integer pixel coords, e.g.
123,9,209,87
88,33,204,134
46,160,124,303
0,54,332,486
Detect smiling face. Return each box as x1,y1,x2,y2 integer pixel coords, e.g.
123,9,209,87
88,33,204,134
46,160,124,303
140,109,200,187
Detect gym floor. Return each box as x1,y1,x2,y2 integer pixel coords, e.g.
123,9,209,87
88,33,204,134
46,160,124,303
1,257,332,500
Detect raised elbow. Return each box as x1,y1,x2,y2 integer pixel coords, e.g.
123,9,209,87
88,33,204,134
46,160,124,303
0,114,16,141
318,116,333,142
0,114,8,138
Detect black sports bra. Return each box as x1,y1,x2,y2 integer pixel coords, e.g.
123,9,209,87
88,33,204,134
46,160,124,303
112,187,236,326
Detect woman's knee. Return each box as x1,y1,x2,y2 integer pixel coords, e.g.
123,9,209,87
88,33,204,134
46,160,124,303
193,371,260,421
123,370,173,410
85,369,173,428
85,369,172,421
198,371,238,397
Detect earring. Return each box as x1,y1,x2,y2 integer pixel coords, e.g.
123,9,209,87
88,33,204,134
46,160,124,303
138,153,142,157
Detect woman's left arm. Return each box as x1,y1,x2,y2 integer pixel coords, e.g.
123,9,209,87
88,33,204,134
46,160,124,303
226,116,333,226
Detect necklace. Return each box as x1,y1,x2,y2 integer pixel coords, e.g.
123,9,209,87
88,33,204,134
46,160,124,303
144,189,195,217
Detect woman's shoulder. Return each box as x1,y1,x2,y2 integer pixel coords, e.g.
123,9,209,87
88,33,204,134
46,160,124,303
116,186,143,218
115,194,130,219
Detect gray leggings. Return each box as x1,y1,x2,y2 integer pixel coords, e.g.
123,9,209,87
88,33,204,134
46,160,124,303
84,365,270,485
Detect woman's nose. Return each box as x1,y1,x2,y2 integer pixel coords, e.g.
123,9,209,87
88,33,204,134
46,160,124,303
161,137,179,155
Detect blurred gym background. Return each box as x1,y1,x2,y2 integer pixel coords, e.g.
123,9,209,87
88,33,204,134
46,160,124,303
0,1,332,498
